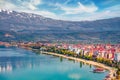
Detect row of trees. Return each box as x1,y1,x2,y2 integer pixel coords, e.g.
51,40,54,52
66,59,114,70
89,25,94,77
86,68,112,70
39,46,120,67
46,47,76,56
41,46,119,68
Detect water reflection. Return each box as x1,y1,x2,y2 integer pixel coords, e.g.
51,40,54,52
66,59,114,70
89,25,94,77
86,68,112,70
0,57,35,72
0,47,41,73
0,64,12,72
0,48,109,80
80,62,82,68
60,57,63,62
0,55,92,73
0,56,84,73
90,64,92,68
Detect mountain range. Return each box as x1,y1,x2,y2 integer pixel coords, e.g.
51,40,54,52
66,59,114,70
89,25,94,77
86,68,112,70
0,9,120,43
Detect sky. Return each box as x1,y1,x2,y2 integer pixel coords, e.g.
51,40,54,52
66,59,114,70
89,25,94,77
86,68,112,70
0,0,120,21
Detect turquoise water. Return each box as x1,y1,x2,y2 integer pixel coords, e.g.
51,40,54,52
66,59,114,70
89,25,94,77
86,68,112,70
0,47,109,80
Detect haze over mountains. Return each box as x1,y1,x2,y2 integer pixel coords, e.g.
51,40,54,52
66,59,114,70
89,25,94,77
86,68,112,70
0,9,120,43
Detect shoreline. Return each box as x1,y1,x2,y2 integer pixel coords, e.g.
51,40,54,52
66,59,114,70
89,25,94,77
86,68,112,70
41,51,116,80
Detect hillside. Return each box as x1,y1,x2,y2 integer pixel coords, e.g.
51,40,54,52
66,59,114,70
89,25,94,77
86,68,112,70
0,9,120,43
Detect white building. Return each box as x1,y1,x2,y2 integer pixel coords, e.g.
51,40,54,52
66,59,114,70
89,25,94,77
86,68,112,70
74,48,80,54
114,53,120,62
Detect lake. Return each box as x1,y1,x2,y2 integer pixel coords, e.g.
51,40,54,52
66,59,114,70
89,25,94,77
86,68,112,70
0,47,109,80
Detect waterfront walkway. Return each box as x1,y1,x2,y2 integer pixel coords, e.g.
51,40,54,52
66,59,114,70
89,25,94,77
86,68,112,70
42,51,116,80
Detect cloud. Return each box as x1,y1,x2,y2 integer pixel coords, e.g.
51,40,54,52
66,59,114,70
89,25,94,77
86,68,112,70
86,5,120,20
63,4,120,21
0,0,56,18
0,0,120,21
32,0,41,5
0,0,57,19
22,2,37,10
35,11,57,18
0,0,42,10
20,0,42,10
18,9,57,19
47,3,120,21
0,0,16,10
55,2,98,15
64,0,71,5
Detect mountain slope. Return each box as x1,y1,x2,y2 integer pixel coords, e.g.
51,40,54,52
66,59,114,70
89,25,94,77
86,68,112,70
0,9,120,32
0,9,120,42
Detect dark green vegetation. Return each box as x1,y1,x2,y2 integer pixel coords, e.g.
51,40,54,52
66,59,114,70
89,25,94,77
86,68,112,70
0,10,120,43
116,68,120,79
0,30,120,43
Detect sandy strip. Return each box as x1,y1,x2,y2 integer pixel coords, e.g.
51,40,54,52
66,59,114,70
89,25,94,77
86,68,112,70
42,51,116,80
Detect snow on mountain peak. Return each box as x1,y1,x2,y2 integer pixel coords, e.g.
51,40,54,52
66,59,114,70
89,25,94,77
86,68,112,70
0,9,13,14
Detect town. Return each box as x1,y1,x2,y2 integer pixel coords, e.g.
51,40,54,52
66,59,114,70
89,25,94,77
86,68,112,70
0,41,120,63
0,41,120,80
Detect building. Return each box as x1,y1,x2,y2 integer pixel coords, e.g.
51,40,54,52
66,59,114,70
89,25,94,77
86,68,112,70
114,53,120,62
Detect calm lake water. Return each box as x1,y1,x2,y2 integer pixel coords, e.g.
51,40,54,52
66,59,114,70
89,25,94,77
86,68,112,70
0,47,109,80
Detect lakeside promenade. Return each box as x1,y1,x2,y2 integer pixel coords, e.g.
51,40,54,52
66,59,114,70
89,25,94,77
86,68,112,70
41,51,116,80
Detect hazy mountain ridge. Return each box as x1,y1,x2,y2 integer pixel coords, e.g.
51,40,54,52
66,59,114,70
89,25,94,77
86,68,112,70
0,9,120,32
0,9,120,42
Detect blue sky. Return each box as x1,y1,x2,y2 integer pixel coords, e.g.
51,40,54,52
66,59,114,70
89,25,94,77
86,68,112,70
0,0,120,21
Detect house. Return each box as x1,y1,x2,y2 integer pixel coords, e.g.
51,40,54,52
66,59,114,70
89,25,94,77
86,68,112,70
114,53,120,62
74,48,80,54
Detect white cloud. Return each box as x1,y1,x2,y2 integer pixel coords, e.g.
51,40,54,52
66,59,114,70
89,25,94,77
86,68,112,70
64,0,71,5
28,4,37,10
0,0,57,19
0,0,120,21
77,2,98,13
55,2,98,15
0,0,42,10
35,11,57,18
85,5,120,20
18,9,58,19
21,0,42,10
32,0,41,5
46,4,120,21
0,0,16,10
21,2,36,10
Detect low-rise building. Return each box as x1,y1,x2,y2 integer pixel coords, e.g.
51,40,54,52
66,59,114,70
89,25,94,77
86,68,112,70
114,53,120,62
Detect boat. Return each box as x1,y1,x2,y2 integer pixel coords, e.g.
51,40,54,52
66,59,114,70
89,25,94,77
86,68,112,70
93,68,105,73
